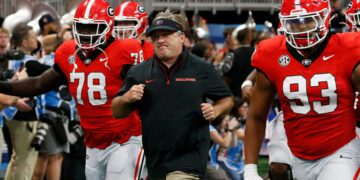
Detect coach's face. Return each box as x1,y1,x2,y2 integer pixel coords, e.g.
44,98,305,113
151,30,185,62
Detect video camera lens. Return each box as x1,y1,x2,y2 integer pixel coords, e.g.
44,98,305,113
31,122,50,150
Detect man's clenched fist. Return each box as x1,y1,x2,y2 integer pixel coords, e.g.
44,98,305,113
201,103,216,121
124,84,145,103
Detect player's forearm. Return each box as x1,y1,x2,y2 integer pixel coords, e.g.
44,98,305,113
0,68,60,97
213,96,234,120
0,77,49,97
244,115,266,164
111,96,133,119
244,71,275,165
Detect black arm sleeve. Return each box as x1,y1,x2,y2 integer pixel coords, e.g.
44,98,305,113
0,68,65,97
25,60,51,77
52,63,68,84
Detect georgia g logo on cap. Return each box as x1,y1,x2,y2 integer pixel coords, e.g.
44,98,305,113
156,20,163,25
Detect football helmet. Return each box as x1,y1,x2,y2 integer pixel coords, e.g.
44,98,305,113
277,20,285,35
279,0,331,49
114,1,148,39
73,0,114,49
345,0,360,32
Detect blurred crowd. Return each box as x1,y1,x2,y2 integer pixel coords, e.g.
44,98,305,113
0,0,355,179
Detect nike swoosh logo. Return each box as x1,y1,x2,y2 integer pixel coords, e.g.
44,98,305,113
145,79,155,84
100,58,108,62
323,54,335,61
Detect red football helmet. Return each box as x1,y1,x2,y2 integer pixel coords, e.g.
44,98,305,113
73,0,114,49
279,0,331,49
114,1,148,39
277,20,285,35
345,0,360,32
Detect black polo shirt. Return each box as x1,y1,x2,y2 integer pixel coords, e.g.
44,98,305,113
118,48,232,179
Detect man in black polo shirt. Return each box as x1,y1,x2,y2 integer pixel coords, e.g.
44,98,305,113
112,9,234,179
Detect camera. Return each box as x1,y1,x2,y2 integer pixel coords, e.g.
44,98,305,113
31,122,50,150
0,50,25,62
31,112,67,150
68,124,84,144
0,50,26,81
0,69,15,81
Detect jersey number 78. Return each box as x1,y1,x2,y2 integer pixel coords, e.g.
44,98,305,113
70,72,107,105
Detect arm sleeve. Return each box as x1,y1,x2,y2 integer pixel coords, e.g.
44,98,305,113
204,63,232,101
52,63,68,84
25,60,51,76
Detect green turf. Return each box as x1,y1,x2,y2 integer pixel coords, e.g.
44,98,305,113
258,156,269,179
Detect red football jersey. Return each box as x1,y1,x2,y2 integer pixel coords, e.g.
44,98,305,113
142,40,154,61
252,33,360,160
54,38,144,149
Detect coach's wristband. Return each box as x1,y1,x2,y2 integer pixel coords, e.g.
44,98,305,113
241,80,253,89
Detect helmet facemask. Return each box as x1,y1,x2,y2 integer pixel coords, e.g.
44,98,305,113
114,17,140,39
347,11,360,32
73,20,110,49
280,8,329,49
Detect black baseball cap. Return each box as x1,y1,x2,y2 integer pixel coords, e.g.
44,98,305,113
38,14,55,31
146,18,183,36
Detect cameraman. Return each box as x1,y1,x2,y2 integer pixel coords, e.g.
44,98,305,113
3,23,41,180
31,34,71,180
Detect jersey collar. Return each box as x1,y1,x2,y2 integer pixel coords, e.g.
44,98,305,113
76,36,115,66
286,33,331,67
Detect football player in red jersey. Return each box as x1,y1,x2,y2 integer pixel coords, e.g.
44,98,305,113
345,0,360,140
113,1,154,61
345,0,360,32
0,0,146,179
244,0,360,180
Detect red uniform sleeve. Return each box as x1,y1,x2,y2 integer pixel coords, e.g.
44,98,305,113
336,33,360,79
118,39,142,65
251,40,275,83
